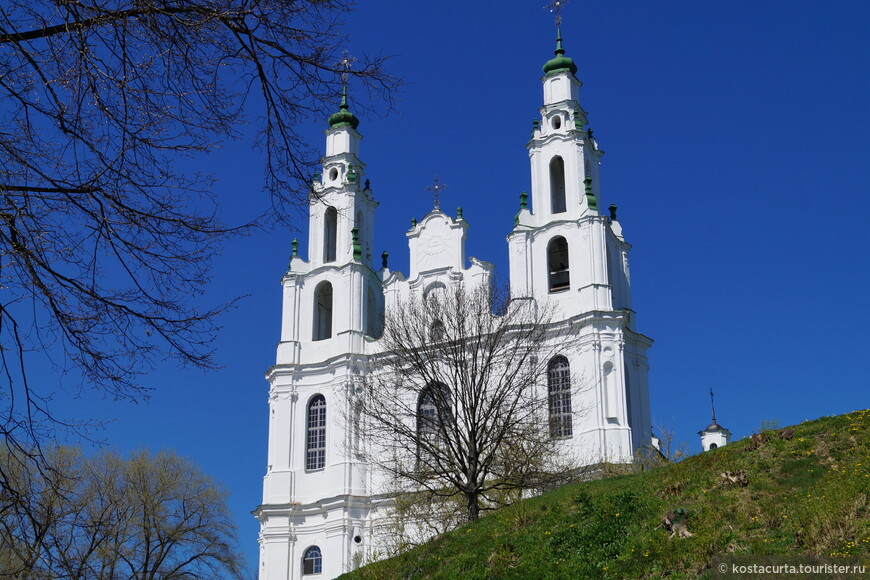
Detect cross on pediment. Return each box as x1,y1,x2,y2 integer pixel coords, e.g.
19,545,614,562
426,175,448,210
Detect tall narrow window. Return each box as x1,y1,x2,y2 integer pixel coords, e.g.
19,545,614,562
417,383,451,461
550,156,566,214
547,237,570,292
365,286,378,337
306,395,326,470
548,356,572,438
323,206,337,262
313,282,333,341
302,545,322,575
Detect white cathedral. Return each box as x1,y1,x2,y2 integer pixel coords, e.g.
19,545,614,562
255,29,654,579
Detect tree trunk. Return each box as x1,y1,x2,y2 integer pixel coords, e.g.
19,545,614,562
465,491,480,522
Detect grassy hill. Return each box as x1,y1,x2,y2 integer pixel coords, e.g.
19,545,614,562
342,409,869,579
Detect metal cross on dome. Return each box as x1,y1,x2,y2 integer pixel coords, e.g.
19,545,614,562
337,51,355,85
426,175,448,210
709,388,718,424
546,0,570,26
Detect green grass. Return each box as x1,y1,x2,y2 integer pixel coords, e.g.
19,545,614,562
341,409,870,579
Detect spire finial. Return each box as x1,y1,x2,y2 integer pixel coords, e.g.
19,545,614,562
338,52,354,110
546,0,569,27
555,26,565,56
542,2,578,77
328,52,360,129
338,50,355,87
426,174,448,210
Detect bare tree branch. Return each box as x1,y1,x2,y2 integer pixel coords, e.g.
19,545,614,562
360,283,580,524
0,0,397,458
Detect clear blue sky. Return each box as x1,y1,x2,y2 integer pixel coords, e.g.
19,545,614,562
43,1,870,573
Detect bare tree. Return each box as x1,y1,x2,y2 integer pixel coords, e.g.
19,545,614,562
634,423,686,469
360,283,575,524
0,0,396,450
0,446,244,578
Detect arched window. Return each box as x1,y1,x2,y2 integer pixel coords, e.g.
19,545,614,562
423,281,447,303
302,545,322,575
550,156,566,214
547,237,570,292
548,356,572,438
709,443,718,450
313,282,333,341
323,206,337,262
306,395,326,470
417,383,451,460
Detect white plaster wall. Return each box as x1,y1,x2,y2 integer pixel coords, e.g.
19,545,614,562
701,429,731,451
543,72,580,105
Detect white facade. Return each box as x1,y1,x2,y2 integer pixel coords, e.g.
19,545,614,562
255,33,653,580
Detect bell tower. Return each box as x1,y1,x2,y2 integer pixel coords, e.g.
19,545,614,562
508,28,626,317
274,87,382,368
507,26,652,461
308,87,376,271
258,88,383,580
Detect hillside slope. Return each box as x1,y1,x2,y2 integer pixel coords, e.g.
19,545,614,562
342,409,869,579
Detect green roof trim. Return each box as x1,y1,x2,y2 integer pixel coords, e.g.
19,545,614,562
584,176,597,211
327,86,360,129
515,192,529,227
573,110,584,131
543,27,578,76
351,227,362,261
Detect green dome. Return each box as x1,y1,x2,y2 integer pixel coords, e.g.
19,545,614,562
542,28,578,76
328,87,359,129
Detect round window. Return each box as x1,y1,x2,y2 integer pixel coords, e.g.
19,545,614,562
551,116,562,130
329,167,339,181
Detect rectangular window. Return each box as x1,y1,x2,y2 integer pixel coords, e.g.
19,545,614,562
548,357,573,438
306,396,327,470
